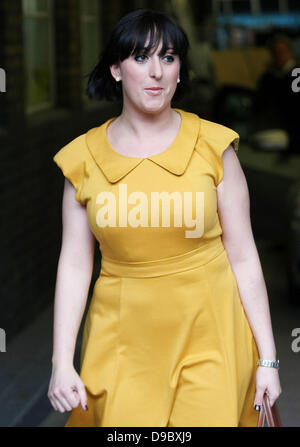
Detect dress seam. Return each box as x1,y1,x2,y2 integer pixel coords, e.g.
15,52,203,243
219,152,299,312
101,238,224,265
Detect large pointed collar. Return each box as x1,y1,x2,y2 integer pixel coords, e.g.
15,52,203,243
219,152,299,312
85,108,201,183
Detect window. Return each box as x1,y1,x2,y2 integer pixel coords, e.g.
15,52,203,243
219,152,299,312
22,0,55,113
80,0,102,103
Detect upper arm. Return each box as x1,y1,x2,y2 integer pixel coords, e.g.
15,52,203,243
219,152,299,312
60,178,95,271
216,144,257,264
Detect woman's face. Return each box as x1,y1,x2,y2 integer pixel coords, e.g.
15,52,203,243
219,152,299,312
111,36,181,113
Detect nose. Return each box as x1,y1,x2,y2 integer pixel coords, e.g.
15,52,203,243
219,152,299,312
148,55,163,79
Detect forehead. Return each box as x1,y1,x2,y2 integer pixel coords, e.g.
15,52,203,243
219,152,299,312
144,44,175,54
139,35,174,53
124,25,180,61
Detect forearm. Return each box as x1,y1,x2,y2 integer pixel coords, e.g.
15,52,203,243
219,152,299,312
230,254,277,360
51,255,93,368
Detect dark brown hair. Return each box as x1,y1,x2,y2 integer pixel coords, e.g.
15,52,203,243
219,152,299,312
84,8,191,102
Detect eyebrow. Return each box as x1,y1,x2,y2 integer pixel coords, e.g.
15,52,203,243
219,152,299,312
141,46,175,53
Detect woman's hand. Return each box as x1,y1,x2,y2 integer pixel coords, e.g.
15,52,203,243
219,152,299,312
48,363,88,413
254,366,282,409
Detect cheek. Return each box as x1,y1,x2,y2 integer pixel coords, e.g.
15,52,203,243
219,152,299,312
122,62,144,84
168,67,180,86
168,63,181,80
123,70,145,92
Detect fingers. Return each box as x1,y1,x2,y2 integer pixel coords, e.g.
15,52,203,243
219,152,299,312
48,385,81,413
254,385,265,411
60,386,81,411
254,386,282,409
268,388,282,407
49,395,71,413
74,382,88,411
254,368,282,409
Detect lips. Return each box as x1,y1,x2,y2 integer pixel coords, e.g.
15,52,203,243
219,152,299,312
144,87,164,96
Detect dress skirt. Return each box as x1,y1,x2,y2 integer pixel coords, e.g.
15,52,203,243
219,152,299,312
64,237,260,427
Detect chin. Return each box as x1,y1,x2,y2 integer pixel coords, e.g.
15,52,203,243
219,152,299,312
145,98,171,108
143,104,166,113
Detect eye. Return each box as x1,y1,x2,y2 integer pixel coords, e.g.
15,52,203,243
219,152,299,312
134,53,175,63
163,54,175,62
135,54,148,62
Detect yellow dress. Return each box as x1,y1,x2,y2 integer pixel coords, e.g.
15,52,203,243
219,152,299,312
53,107,260,427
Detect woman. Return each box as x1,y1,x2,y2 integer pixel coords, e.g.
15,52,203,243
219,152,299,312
49,8,282,427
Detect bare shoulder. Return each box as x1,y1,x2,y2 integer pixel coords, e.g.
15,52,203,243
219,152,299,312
217,144,248,198
61,179,95,269
216,145,254,263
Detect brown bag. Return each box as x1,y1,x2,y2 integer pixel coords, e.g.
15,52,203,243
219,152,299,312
257,393,282,427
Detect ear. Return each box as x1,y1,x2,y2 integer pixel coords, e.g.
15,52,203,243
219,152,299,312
110,63,120,80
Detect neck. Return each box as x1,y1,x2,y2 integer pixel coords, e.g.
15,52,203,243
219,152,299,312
116,104,178,141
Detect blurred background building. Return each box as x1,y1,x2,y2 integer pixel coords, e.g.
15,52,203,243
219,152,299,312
0,0,299,427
